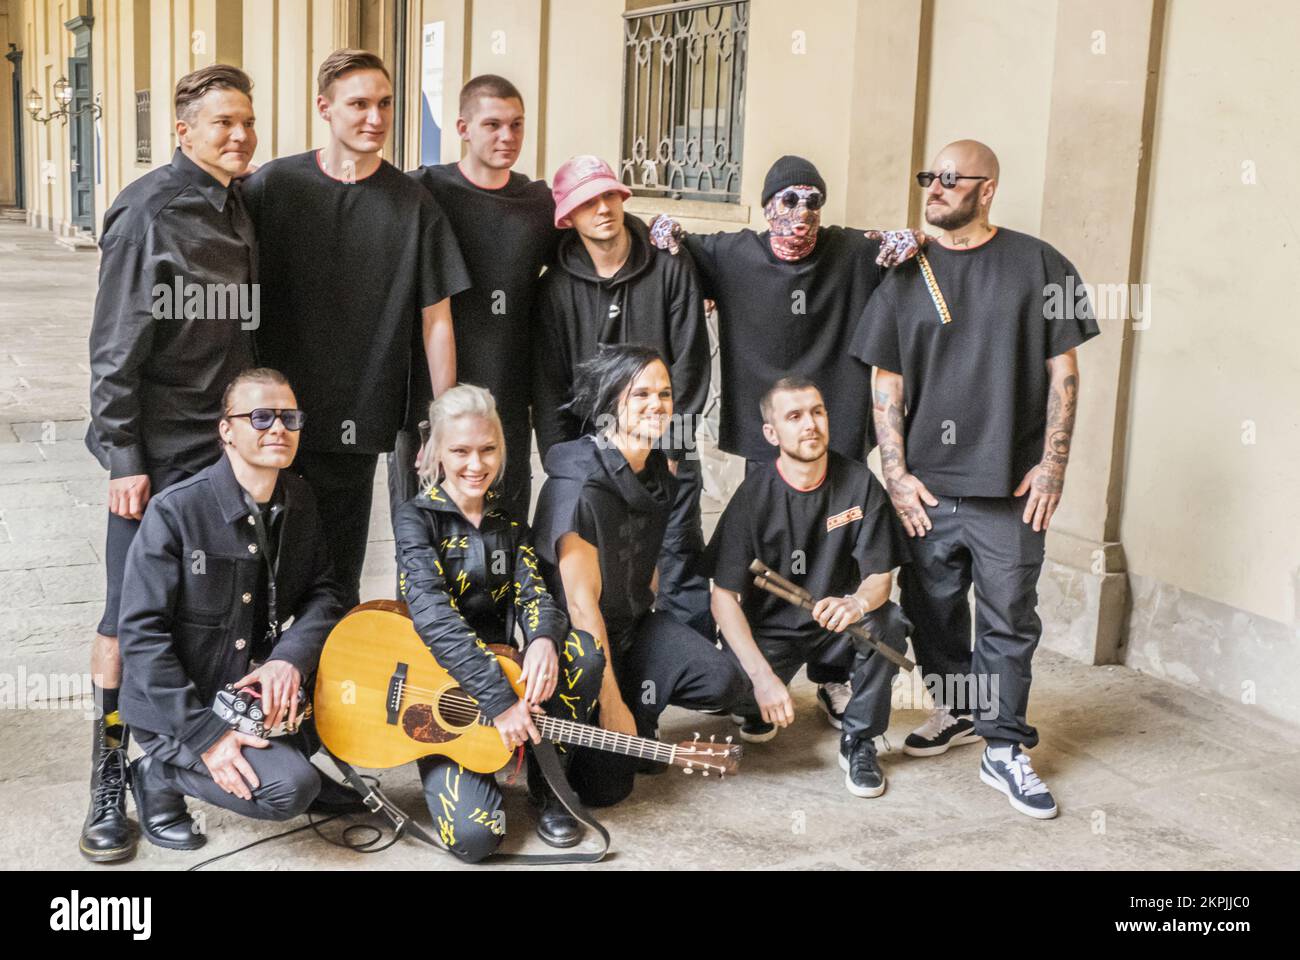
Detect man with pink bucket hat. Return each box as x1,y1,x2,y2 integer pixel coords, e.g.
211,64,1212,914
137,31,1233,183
534,155,714,642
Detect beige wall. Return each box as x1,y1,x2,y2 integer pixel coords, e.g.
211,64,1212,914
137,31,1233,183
1122,0,1300,626
0,0,15,207
922,0,1058,236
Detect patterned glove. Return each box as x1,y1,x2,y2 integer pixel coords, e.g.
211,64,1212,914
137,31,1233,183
867,228,928,268
649,214,684,255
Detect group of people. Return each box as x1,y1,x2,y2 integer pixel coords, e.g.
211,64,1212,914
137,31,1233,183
77,48,1099,866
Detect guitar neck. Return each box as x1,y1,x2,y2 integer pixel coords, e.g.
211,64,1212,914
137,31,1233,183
532,715,676,765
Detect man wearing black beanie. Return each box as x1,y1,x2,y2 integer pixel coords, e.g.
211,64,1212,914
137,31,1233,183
649,154,919,733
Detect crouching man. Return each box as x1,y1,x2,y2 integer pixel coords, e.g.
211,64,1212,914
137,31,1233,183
117,368,350,851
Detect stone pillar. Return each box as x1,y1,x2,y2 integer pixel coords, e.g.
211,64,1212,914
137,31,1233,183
1035,0,1165,664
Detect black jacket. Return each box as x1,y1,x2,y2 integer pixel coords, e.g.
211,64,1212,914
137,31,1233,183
532,436,676,651
393,484,571,721
85,149,256,478
532,215,710,459
118,455,344,755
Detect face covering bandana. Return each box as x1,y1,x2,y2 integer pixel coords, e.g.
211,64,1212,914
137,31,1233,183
765,185,823,261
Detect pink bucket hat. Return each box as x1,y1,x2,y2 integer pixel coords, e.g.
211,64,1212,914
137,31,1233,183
551,155,632,228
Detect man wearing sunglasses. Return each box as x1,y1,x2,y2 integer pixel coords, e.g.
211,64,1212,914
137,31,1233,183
648,155,920,728
852,140,1100,819
117,368,354,850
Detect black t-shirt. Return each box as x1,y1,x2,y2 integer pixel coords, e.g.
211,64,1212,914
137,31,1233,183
684,226,884,461
407,163,558,420
532,436,676,652
851,228,1100,497
704,451,907,644
243,152,471,454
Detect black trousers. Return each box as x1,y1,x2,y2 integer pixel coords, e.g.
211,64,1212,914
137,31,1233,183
135,728,321,822
730,627,900,743
656,457,714,638
97,462,198,637
294,449,379,611
898,493,1045,748
566,611,746,808
417,628,604,863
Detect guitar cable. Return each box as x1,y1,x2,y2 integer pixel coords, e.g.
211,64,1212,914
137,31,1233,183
186,774,400,871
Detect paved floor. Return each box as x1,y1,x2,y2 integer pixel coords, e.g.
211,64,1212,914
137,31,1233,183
2,216,1299,871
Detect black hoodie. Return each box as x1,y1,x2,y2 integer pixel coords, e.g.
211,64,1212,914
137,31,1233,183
533,215,710,459
532,435,676,651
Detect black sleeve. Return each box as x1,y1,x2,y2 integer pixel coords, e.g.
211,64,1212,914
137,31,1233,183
1044,247,1101,358
394,503,518,720
531,282,582,458
681,232,724,300
701,485,755,596
533,476,599,568
267,488,345,678
238,166,266,224
665,253,711,454
510,520,571,648
853,474,910,578
417,192,473,309
117,499,231,755
850,279,903,375
86,235,160,477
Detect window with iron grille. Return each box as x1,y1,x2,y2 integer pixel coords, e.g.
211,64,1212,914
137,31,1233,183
135,90,151,165
620,0,749,204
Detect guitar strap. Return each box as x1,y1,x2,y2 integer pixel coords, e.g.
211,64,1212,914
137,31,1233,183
325,739,610,864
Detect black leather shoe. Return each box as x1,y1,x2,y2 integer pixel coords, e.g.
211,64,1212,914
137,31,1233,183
535,791,582,848
129,756,206,850
79,743,137,863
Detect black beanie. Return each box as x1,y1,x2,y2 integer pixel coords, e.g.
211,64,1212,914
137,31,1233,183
762,155,827,206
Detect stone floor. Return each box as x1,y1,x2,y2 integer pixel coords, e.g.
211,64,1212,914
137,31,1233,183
2,216,1299,871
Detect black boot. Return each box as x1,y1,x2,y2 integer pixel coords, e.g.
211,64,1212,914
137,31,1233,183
79,713,137,863
129,755,206,850
528,751,582,848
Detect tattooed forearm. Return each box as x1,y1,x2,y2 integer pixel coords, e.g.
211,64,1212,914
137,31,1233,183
872,382,908,481
1038,355,1080,496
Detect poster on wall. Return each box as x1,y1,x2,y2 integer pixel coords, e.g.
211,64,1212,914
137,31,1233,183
421,21,445,166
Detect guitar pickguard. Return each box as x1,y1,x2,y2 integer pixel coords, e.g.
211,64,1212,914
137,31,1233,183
401,702,457,744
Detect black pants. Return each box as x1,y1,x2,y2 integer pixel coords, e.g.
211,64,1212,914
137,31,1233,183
97,463,198,637
135,728,321,822
417,628,604,863
899,494,1045,748
656,457,714,638
566,611,746,808
730,626,901,743
294,449,379,610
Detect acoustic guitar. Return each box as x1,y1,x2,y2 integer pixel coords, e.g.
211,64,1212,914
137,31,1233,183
314,600,742,779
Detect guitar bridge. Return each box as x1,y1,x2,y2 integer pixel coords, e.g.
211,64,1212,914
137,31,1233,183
386,662,409,725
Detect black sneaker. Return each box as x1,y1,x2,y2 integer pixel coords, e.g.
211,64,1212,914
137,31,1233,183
903,708,981,757
815,681,851,730
838,736,886,797
979,747,1058,819
737,716,777,743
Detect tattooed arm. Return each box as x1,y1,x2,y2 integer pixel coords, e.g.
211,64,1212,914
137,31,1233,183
1014,349,1080,532
873,370,939,538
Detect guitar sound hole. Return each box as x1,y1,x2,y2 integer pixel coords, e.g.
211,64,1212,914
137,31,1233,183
436,687,479,732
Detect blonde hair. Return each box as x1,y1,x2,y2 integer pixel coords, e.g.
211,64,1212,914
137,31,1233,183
417,384,508,491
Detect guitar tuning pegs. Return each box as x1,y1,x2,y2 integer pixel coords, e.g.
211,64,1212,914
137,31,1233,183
725,735,734,744
708,734,717,743
683,766,694,774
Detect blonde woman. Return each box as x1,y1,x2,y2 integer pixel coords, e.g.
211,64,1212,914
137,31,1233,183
392,384,604,862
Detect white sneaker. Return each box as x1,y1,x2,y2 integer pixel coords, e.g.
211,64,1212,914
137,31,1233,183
816,682,851,729
903,708,981,757
979,748,1058,819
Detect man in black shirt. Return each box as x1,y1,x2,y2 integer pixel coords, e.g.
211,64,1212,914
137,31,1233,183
533,154,713,636
119,369,347,849
245,50,470,609
81,64,259,864
649,156,920,721
852,140,1100,820
705,378,910,797
406,75,558,521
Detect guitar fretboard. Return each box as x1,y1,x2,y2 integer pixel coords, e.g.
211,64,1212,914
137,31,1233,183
533,715,676,764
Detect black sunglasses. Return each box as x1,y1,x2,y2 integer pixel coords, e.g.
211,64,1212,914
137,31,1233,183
916,170,990,189
779,189,824,211
227,408,306,431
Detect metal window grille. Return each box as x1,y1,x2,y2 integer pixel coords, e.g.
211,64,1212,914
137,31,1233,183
620,0,749,203
135,90,151,165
